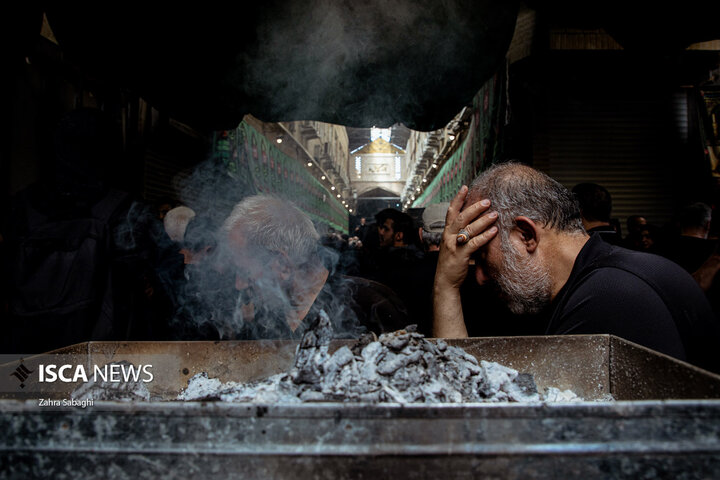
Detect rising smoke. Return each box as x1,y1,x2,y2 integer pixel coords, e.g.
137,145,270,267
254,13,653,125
156,145,386,341
234,0,518,130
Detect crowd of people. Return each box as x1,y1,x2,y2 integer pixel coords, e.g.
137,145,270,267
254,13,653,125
2,110,719,374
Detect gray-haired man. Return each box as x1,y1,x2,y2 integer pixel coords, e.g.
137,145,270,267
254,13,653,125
216,194,408,340
433,162,720,373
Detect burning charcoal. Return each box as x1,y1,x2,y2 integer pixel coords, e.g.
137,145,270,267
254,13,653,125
378,349,424,376
477,360,517,400
381,385,407,403
299,390,326,402
321,347,361,395
178,372,224,401
543,387,582,402
177,313,583,405
291,310,333,384
380,330,412,351
329,345,354,368
350,331,378,356
361,341,383,363
515,373,539,397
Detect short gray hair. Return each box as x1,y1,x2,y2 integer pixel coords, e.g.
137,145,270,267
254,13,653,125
222,194,320,264
421,231,443,248
468,162,585,235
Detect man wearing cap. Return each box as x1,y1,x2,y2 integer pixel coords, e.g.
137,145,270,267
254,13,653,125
419,203,450,253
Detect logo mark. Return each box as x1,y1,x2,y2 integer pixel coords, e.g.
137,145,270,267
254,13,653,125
11,363,33,389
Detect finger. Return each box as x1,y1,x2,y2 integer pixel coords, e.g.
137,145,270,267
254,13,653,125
466,225,498,251
451,198,492,233
445,185,468,228
463,210,498,239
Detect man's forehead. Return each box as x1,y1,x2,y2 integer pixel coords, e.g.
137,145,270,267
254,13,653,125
227,226,248,251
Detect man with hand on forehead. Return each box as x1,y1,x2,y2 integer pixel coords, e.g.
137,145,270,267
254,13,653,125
433,162,720,374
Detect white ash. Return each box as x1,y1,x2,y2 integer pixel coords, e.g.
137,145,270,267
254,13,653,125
179,310,580,404
543,387,582,402
71,361,151,402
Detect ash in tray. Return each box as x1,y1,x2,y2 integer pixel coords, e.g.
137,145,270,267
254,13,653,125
179,310,581,404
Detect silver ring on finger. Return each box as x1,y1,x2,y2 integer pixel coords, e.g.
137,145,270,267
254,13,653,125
456,229,470,245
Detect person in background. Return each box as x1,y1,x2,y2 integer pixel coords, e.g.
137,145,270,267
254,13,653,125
623,215,649,251
353,217,369,242
179,215,217,266
403,202,450,335
571,182,621,245
365,207,424,312
433,162,720,373
153,197,177,222
659,202,716,274
419,203,449,254
625,223,659,253
203,194,409,340
1,108,170,352
163,206,196,244
626,215,648,238
375,208,419,250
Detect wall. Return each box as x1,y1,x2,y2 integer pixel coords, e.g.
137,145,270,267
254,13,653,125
352,138,406,198
214,120,348,233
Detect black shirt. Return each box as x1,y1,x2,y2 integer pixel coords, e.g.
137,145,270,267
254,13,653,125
546,235,720,373
232,274,410,341
586,225,622,245
660,235,717,273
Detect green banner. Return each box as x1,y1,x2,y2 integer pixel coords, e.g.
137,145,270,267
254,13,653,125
213,122,348,233
413,67,507,208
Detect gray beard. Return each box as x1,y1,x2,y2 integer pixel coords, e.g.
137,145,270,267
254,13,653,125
493,238,552,315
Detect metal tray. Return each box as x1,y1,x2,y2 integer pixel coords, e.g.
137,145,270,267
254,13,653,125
2,335,720,479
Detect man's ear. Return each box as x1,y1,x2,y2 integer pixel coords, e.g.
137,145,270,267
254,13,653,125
418,227,424,243
395,231,404,244
514,216,539,253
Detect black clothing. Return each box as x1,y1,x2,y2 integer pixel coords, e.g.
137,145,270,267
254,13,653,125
359,244,425,329
586,225,622,245
659,235,717,274
172,268,410,341
1,184,172,353
353,223,369,242
234,274,410,340
546,235,720,373
400,250,438,337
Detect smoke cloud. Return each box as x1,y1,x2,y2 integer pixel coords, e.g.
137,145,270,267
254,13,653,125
234,0,518,130
153,146,377,341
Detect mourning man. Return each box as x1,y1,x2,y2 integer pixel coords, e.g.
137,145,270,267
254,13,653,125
433,162,720,373
213,194,408,340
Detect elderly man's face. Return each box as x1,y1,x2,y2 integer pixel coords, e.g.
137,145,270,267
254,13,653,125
467,196,552,315
227,226,283,292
